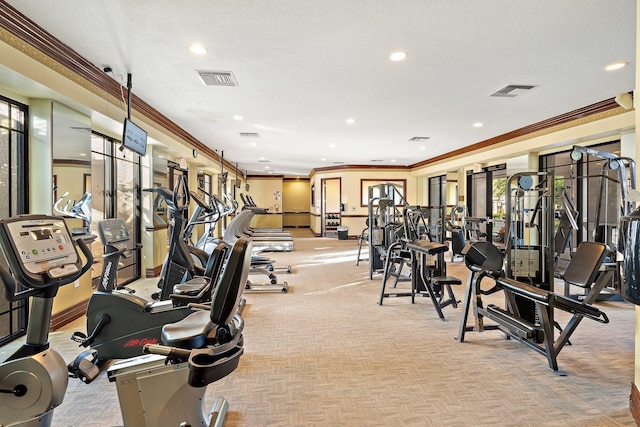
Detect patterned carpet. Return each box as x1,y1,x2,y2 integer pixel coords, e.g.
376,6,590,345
0,229,636,426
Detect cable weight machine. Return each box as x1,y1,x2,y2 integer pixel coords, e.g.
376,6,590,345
367,183,406,280
505,171,555,324
570,145,637,297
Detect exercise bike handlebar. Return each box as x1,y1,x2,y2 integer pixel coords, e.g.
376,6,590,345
144,343,192,361
102,243,142,260
143,314,245,361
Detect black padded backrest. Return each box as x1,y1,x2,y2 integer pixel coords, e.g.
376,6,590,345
562,241,608,288
203,242,229,281
210,237,252,326
463,241,503,274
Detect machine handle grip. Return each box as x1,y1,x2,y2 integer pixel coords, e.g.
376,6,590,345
75,237,94,277
144,344,192,361
0,261,17,301
0,260,40,301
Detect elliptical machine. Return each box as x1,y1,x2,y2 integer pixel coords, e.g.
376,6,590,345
0,214,93,427
68,218,230,374
145,175,211,301
53,191,93,235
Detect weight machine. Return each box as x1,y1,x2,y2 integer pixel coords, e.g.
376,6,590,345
457,240,611,375
504,171,555,323
366,183,406,280
570,145,637,296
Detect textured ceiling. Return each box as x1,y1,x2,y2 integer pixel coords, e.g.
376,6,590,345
3,0,637,175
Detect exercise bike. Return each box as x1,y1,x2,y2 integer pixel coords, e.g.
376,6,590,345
106,236,250,426
0,214,93,426
68,218,230,376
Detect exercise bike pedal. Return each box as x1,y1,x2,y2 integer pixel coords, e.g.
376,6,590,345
71,331,90,345
116,285,136,294
68,349,101,384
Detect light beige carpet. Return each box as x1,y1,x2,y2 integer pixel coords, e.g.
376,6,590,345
0,229,636,426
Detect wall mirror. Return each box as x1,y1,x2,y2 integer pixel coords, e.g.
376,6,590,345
52,101,92,235
360,179,407,206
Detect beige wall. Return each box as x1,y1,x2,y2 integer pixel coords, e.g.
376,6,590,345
283,179,310,227
246,177,284,229
51,241,93,314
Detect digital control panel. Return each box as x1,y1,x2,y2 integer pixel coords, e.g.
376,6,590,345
97,218,130,246
5,217,78,276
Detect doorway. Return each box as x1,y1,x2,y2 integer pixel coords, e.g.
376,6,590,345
321,178,341,237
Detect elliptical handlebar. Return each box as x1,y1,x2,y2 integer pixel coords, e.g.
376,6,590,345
172,175,190,211
53,192,92,222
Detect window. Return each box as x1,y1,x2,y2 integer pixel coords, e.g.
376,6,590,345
0,95,28,345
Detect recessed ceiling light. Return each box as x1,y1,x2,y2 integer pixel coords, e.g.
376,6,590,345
473,122,483,128
233,114,243,121
346,118,356,124
419,146,426,150
250,142,257,147
264,166,270,169
389,51,407,61
189,43,207,55
329,144,336,148
391,159,396,163
321,158,327,161
605,62,627,71
79,153,87,156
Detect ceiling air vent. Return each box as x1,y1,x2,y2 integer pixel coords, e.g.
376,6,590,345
409,137,430,142
196,70,238,87
239,132,260,138
370,159,384,162
258,159,270,163
491,84,536,98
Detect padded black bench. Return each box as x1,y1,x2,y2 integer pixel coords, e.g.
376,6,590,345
457,240,612,375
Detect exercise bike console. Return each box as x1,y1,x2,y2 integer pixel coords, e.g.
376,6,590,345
0,216,83,292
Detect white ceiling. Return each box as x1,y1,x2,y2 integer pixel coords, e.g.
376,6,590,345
4,0,637,176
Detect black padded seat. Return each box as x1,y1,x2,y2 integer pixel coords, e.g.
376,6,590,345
250,255,274,266
431,276,462,286
173,277,208,295
173,243,228,296
162,310,214,348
